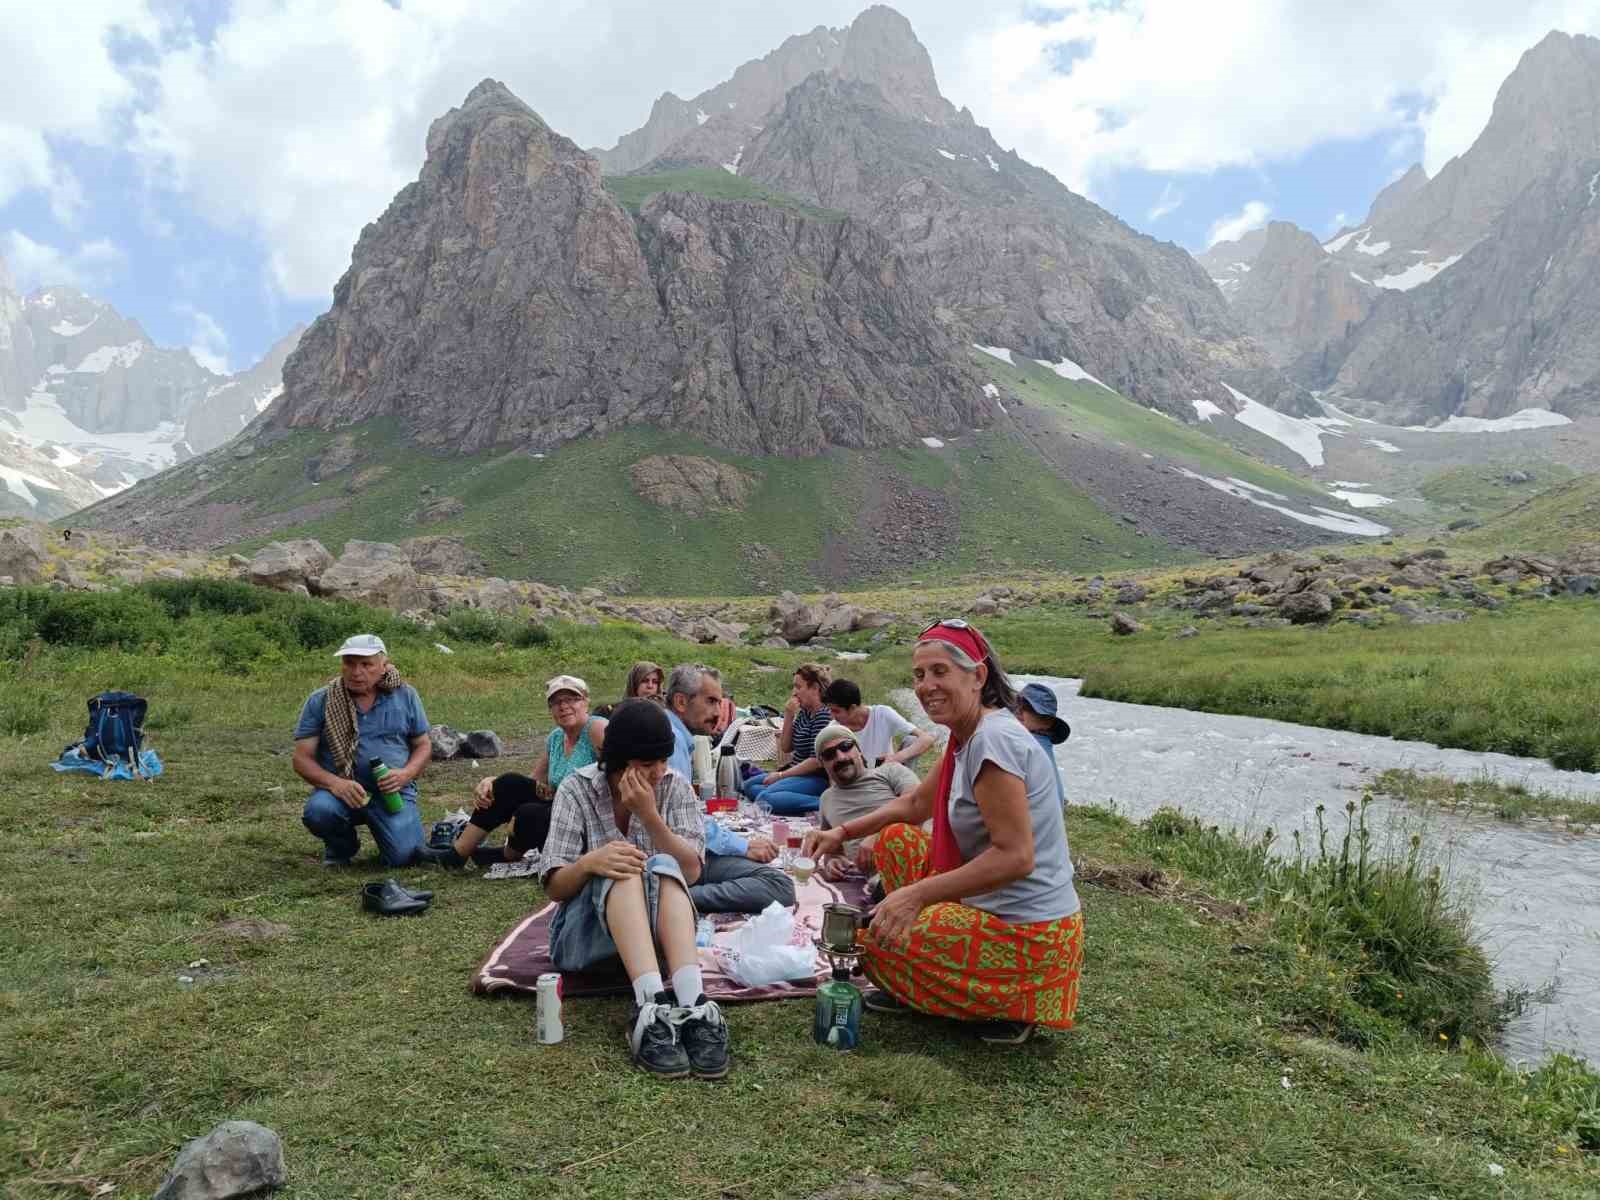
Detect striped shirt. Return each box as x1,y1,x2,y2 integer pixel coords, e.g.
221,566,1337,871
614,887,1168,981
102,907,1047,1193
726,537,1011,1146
788,704,833,767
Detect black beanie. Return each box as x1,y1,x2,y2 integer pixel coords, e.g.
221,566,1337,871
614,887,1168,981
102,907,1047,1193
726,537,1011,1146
601,698,677,772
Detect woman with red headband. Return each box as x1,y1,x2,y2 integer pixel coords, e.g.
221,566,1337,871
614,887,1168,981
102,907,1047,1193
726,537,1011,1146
804,620,1082,1043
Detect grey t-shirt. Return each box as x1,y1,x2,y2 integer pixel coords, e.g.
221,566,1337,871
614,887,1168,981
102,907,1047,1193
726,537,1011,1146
821,763,920,852
947,710,1079,924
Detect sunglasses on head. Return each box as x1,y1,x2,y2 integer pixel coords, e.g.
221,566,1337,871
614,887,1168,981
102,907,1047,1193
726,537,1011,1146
920,617,990,653
819,741,857,761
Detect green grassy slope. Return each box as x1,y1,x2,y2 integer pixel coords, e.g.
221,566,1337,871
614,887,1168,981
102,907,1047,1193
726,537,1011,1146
974,351,1338,506
185,421,1184,593
603,167,848,221
1422,462,1578,521
1457,473,1600,554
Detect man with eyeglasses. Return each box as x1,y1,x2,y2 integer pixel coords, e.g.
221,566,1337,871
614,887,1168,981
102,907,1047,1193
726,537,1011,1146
813,723,920,881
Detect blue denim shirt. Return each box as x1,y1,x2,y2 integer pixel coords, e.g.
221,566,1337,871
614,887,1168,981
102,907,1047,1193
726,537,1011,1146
294,684,430,799
667,707,748,857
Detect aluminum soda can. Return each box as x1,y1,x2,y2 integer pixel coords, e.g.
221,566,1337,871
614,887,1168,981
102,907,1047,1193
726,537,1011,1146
535,972,564,1044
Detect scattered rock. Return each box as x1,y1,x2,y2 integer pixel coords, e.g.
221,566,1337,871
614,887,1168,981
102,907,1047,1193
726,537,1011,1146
1175,625,1198,639
316,541,425,611
460,730,502,759
306,433,359,482
0,523,47,584
770,590,824,644
685,616,746,645
1110,612,1143,636
1281,590,1334,624
402,536,486,576
1565,575,1599,596
153,1120,285,1200
415,496,465,524
246,540,333,593
628,454,757,515
429,726,464,760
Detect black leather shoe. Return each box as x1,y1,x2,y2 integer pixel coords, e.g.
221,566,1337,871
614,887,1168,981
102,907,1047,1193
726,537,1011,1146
417,844,467,868
361,878,429,916
400,884,434,902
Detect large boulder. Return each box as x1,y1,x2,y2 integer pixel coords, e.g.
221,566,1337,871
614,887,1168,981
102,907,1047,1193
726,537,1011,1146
770,590,823,643
1281,590,1334,624
246,539,333,593
401,536,486,576
0,523,47,584
468,578,524,613
461,730,502,759
629,454,757,515
1110,612,1143,636
316,541,424,611
429,726,464,760
686,615,746,645
153,1120,285,1200
816,603,861,638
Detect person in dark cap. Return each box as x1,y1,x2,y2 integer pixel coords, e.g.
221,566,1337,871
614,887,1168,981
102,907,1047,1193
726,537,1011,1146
1015,683,1069,808
541,699,731,1080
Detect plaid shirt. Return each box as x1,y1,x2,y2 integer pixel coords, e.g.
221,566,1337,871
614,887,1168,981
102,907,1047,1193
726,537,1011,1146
540,764,705,887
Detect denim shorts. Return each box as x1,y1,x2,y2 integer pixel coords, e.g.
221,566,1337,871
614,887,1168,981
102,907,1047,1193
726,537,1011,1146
548,853,695,973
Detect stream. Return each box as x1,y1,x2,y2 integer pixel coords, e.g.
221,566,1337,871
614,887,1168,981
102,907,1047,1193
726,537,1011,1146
891,678,1600,1064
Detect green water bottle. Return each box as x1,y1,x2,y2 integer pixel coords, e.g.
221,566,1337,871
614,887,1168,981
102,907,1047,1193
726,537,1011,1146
369,757,404,814
812,967,863,1050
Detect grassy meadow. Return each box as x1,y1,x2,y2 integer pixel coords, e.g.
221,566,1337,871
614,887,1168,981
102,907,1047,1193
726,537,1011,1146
119,419,1184,595
2,582,1597,1199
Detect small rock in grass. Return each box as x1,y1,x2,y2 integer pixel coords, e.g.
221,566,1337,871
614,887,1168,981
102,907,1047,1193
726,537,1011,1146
461,730,502,759
153,1120,285,1200
1110,612,1143,636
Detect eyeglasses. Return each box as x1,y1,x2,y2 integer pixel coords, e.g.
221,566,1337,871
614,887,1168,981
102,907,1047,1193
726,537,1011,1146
819,741,858,761
548,693,585,708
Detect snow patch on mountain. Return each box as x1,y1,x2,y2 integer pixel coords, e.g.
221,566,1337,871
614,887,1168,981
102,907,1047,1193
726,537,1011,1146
0,463,54,507
1323,227,1366,254
695,108,709,126
1411,408,1571,433
1374,255,1463,291
1366,439,1403,453
937,148,957,160
1354,232,1392,256
1178,468,1390,535
73,342,145,373
1192,397,1223,421
1329,488,1395,508
986,154,1000,172
50,316,96,337
974,344,1013,364
1223,383,1329,467
1037,356,1111,391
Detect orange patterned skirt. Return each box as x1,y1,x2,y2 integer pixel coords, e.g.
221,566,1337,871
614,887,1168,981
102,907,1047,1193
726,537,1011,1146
860,823,1083,1028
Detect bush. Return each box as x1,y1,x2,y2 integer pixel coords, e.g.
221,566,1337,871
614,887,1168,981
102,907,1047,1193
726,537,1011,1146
144,578,270,619
0,686,51,735
1136,797,1498,1046
1,589,176,650
436,608,551,647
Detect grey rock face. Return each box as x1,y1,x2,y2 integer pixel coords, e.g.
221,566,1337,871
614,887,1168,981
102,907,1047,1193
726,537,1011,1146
152,1119,285,1200
1281,590,1334,624
736,71,1307,418
1224,222,1376,370
629,454,755,515
247,540,333,593
317,541,424,611
184,326,304,454
274,80,984,458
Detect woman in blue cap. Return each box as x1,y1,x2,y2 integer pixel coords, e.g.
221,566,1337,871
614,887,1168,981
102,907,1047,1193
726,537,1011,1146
1015,683,1069,808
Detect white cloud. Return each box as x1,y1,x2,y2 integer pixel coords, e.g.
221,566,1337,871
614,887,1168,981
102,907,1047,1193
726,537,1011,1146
177,303,229,374
945,1,1600,192
2,231,127,290
1146,182,1183,221
1327,211,1350,232
1207,201,1271,248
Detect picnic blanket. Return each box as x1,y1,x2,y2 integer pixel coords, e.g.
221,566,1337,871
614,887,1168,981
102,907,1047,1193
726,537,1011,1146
472,871,871,1003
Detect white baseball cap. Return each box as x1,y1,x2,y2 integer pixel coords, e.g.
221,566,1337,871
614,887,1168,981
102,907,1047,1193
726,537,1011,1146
334,633,387,658
545,674,589,700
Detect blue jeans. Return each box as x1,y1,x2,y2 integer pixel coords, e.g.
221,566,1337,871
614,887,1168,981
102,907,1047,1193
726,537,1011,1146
690,853,796,914
302,789,423,866
744,772,827,814
548,853,693,972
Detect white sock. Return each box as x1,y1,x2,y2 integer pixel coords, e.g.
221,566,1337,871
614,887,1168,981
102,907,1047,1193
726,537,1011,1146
672,964,705,1007
632,971,664,1007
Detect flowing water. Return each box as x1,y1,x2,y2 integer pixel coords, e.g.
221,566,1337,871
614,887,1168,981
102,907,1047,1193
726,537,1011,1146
891,679,1600,1063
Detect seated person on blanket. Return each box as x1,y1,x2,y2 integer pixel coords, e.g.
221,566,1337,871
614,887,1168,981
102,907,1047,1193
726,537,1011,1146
295,634,432,867
740,662,833,814
813,722,920,883
822,678,937,769
803,621,1083,1046
663,663,795,914
542,699,730,1080
423,674,607,868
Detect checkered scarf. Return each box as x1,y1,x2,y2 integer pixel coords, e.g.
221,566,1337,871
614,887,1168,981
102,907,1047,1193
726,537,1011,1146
322,665,404,778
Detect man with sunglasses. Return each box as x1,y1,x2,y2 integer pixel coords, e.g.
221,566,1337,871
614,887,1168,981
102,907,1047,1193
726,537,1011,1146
813,723,920,881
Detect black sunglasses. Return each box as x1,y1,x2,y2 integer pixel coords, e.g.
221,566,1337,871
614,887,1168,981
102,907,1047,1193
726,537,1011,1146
819,741,858,761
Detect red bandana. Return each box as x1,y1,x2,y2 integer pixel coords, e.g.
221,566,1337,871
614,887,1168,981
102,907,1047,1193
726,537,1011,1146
916,623,991,876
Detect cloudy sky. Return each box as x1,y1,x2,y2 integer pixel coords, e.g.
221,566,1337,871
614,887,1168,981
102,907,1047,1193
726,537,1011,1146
4,0,1598,374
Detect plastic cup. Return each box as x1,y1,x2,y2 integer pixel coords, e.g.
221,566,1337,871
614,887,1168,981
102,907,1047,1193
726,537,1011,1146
791,855,816,884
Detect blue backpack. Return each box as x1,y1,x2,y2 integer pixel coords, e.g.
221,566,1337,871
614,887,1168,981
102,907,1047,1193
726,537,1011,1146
71,691,148,767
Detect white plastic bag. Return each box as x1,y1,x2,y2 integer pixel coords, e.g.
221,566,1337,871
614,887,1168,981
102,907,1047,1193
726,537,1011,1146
725,901,815,986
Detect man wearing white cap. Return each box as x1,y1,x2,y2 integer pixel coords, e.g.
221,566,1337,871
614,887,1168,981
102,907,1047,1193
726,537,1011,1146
294,634,433,866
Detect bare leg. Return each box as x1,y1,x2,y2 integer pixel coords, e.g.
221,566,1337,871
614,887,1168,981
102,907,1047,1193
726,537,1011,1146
603,874,663,981
654,876,698,975
450,823,488,859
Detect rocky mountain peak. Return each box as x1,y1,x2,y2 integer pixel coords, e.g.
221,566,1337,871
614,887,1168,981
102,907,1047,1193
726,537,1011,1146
837,4,954,124
1363,163,1428,226
1228,222,1376,369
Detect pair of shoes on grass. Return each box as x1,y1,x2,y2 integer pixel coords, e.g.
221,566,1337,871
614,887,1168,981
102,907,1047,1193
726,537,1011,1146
630,992,729,1080
863,989,1034,1044
361,878,432,916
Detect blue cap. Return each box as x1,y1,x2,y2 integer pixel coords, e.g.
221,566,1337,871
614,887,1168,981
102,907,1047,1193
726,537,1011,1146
1018,683,1071,744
